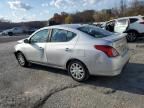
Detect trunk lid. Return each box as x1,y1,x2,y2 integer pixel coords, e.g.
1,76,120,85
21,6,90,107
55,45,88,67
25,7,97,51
102,33,128,56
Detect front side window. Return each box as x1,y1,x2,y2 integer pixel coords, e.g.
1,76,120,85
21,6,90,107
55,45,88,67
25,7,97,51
30,29,49,43
78,26,113,38
105,20,115,32
50,29,76,42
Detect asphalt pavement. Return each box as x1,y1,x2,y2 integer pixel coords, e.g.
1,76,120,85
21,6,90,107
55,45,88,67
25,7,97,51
0,36,144,108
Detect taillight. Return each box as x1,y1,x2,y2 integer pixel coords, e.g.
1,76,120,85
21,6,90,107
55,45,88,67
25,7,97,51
94,45,119,57
140,22,144,24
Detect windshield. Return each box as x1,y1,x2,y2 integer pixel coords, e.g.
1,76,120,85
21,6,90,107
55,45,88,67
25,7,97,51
78,26,114,38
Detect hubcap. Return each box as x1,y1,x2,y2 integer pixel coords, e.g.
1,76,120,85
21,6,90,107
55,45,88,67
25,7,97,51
70,63,85,80
127,33,136,41
17,54,25,66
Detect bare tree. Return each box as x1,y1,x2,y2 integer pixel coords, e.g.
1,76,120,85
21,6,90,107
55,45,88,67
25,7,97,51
120,0,127,16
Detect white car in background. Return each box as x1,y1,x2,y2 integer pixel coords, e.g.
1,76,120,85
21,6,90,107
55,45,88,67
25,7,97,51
105,15,144,42
93,22,106,29
1,27,23,36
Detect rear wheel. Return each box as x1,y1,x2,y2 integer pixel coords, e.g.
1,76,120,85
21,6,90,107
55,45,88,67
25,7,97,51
126,31,137,42
68,60,89,82
16,52,29,67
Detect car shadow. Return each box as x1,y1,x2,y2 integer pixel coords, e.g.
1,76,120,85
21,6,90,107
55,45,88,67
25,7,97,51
84,63,144,95
28,63,68,75
132,37,144,43
28,63,144,95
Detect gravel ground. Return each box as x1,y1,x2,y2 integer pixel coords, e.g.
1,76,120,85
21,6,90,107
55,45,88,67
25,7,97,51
0,36,144,108
0,35,28,43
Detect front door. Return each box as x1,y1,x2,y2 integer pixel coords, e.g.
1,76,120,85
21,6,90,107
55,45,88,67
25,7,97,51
24,29,49,63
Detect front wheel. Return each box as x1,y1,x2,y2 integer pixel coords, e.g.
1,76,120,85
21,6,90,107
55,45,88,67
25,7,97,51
68,60,89,82
16,52,29,67
126,31,137,42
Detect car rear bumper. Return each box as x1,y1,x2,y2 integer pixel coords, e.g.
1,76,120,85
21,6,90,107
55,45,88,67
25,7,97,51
87,50,130,76
104,59,129,76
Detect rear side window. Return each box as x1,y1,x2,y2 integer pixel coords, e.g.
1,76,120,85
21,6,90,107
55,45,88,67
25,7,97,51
129,18,138,23
67,31,76,41
78,26,113,38
142,17,144,20
50,29,76,42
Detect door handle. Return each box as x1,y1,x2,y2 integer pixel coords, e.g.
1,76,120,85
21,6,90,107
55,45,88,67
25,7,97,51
65,48,71,52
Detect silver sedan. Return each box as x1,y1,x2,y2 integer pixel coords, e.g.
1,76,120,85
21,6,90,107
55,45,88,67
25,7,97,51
14,24,130,81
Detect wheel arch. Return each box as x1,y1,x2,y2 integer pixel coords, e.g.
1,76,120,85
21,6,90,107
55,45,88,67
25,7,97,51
14,50,26,59
66,58,88,70
126,29,139,34
66,58,90,81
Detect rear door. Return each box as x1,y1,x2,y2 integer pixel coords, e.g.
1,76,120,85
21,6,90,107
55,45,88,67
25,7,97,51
45,29,77,67
114,19,129,33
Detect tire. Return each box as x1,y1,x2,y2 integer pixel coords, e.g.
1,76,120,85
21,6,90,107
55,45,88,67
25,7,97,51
68,60,90,82
16,52,29,67
126,31,137,42
8,32,13,36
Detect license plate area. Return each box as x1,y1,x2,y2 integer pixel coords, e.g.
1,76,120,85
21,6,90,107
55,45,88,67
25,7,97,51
113,37,128,55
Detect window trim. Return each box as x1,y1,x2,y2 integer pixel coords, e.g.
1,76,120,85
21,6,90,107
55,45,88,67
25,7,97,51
49,28,76,43
29,29,50,44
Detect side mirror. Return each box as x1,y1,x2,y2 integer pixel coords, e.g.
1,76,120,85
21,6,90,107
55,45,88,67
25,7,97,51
24,39,29,43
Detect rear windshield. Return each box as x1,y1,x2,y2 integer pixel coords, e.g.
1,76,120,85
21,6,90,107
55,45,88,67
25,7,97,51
78,26,113,38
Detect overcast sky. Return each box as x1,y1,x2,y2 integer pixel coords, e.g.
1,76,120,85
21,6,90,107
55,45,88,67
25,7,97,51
0,0,142,22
